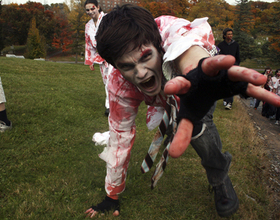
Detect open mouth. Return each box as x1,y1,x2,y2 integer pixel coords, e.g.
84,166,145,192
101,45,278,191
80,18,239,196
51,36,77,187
140,76,155,90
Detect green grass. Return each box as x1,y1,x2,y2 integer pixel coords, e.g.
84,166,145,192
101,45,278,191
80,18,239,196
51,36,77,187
0,57,275,219
240,58,279,71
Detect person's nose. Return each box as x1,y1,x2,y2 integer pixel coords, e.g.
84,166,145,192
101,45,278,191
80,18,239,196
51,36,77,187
135,64,147,78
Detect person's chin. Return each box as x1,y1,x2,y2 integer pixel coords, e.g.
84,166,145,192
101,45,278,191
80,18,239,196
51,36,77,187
142,87,161,96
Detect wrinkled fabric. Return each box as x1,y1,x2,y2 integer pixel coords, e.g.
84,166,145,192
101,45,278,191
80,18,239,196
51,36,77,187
92,131,110,146
99,16,215,196
85,12,114,109
85,12,106,66
0,77,6,104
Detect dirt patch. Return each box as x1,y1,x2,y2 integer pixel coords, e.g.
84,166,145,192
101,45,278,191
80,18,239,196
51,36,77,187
238,97,280,219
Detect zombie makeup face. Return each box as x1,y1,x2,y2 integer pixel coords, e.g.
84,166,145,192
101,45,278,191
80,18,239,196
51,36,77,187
115,43,163,96
85,3,99,21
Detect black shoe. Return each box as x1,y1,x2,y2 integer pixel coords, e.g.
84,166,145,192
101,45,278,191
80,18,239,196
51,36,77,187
105,108,109,117
211,176,239,217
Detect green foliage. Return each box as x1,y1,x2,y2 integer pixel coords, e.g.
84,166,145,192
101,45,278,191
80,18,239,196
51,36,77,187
24,17,46,59
188,0,234,30
0,1,3,52
67,0,88,63
0,57,276,219
233,0,260,61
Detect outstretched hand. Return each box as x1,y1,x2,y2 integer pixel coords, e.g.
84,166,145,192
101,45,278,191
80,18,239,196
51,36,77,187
164,55,280,158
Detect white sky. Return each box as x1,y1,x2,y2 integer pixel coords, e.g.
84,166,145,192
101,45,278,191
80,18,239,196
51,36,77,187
1,0,277,6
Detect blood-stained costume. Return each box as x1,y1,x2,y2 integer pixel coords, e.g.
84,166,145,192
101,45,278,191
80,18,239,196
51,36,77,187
85,11,114,109
98,16,229,196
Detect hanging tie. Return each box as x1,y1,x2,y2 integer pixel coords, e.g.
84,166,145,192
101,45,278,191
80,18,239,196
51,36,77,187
141,95,178,189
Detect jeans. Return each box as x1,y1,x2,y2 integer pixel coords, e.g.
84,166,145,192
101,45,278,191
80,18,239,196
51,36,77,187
191,103,232,186
276,107,280,121
254,99,261,109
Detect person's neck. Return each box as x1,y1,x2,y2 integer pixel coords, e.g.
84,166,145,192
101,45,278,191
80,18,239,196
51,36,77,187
93,18,98,25
225,39,232,43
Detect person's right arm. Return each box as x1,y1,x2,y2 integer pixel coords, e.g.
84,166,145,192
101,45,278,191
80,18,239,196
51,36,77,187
98,69,144,195
165,54,280,158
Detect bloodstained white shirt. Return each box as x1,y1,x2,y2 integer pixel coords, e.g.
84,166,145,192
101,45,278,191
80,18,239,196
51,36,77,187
98,16,216,196
85,11,106,66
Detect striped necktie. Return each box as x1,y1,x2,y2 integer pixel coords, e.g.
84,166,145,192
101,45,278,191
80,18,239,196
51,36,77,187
141,95,178,189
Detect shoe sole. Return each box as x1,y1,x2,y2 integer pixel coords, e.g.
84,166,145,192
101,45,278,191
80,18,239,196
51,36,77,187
0,123,12,133
217,198,239,217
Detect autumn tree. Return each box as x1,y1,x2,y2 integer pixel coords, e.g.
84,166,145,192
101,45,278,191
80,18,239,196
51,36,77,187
68,0,88,63
52,9,73,52
0,0,3,51
24,17,46,59
138,1,175,17
1,3,31,46
188,0,235,40
169,0,190,17
260,1,280,61
233,0,259,61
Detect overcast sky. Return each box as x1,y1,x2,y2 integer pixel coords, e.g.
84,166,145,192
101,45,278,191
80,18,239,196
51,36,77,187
1,0,277,6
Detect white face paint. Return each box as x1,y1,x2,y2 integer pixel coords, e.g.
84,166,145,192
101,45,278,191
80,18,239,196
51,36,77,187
85,3,99,21
115,43,163,96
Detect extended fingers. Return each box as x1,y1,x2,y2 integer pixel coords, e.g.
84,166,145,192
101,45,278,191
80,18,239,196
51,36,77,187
169,118,193,158
201,55,235,76
228,66,267,86
164,76,191,95
246,84,280,107
85,208,98,218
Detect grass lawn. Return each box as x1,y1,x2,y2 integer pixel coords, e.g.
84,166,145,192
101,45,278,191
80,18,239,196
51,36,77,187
0,57,275,219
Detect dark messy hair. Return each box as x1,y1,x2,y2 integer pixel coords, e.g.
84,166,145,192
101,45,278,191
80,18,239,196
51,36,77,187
84,0,102,12
96,4,164,67
222,27,233,39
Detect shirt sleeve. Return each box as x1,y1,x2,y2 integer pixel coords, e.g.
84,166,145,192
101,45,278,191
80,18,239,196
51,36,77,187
84,19,105,65
84,21,96,65
274,80,279,89
155,16,217,80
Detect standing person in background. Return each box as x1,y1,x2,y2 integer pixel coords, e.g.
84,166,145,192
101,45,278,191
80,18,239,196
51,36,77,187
254,67,272,110
273,69,280,125
0,77,12,132
218,28,240,110
84,0,113,116
261,74,274,118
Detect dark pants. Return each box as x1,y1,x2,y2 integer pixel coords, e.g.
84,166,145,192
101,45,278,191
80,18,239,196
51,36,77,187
224,96,233,105
254,99,261,109
191,103,231,186
276,107,280,120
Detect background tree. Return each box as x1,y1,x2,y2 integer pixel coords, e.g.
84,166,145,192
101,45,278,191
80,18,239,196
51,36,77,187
138,1,175,17
1,3,31,46
68,0,88,63
169,0,190,17
233,0,259,62
0,0,3,52
52,13,73,53
188,0,235,40
261,1,280,61
24,17,46,59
